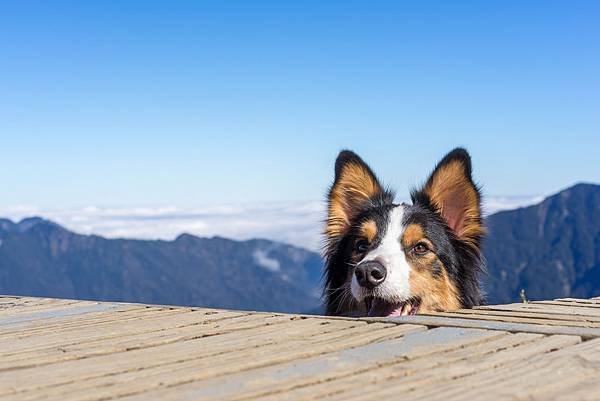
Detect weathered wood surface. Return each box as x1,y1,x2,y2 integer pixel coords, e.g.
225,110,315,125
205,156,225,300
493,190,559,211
1,295,600,400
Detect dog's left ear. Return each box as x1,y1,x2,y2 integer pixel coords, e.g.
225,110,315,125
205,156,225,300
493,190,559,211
413,148,484,248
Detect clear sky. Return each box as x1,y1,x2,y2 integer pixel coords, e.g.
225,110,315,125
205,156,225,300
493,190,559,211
1,1,599,208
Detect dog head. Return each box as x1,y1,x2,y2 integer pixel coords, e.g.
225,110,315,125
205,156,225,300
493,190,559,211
323,148,484,317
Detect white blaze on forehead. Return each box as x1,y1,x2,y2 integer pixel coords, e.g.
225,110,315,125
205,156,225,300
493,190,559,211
351,206,411,302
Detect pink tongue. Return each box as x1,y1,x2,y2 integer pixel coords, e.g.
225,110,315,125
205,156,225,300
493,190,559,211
367,299,404,317
387,306,406,317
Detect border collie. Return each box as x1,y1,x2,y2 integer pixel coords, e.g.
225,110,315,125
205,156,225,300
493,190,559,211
323,148,485,317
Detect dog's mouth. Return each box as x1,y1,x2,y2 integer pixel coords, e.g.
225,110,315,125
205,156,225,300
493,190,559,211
364,296,421,317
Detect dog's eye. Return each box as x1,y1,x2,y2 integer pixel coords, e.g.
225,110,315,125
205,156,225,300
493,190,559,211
355,240,369,253
413,243,429,255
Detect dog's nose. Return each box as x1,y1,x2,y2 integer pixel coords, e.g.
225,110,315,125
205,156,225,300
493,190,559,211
354,261,387,289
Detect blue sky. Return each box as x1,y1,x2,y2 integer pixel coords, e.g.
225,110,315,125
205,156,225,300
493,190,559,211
1,1,599,208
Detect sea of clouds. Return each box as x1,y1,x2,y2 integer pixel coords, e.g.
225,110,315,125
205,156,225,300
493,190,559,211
0,195,543,252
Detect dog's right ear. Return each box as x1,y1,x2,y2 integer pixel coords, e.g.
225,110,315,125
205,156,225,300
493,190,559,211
325,150,385,241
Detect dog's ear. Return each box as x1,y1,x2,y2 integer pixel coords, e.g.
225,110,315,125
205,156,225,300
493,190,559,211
413,148,484,248
326,150,385,240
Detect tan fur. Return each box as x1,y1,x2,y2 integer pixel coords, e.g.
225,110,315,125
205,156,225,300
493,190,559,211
423,159,484,250
409,263,461,312
326,163,381,238
360,220,377,243
401,222,460,312
401,224,425,248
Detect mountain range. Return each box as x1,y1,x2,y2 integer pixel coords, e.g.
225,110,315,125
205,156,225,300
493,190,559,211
483,183,600,304
0,220,322,313
0,183,598,312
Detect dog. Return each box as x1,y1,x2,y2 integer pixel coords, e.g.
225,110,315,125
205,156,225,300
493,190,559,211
323,148,485,317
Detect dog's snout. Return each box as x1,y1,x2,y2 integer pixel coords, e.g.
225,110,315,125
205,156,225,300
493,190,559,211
355,261,387,289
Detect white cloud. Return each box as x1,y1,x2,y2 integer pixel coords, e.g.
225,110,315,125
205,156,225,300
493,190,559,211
483,195,544,215
253,250,281,272
0,196,542,252
0,201,325,251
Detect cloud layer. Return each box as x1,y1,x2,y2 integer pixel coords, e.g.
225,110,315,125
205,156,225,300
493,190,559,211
1,196,542,252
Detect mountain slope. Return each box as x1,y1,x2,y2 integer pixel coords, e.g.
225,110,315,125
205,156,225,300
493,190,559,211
483,183,600,303
0,218,322,313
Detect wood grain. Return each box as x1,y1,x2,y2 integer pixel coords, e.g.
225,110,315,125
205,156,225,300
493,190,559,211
1,295,599,401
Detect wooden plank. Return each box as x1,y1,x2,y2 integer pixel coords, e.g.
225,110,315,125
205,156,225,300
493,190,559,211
547,377,600,401
534,300,600,308
4,323,425,401
1,295,599,401
0,297,45,308
0,296,21,301
0,296,59,305
0,317,376,396
0,307,187,338
0,298,85,316
318,334,582,401
0,300,37,312
385,315,600,339
479,302,600,317
405,337,600,401
18,324,426,401
429,307,600,326
0,309,247,358
0,295,56,301
0,306,171,336
0,302,132,326
553,297,600,305
434,351,600,400
0,313,290,371
116,327,507,401
248,333,540,401
402,334,584,399
425,310,600,327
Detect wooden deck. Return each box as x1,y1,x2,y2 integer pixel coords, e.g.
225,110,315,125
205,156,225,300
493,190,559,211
2,295,600,400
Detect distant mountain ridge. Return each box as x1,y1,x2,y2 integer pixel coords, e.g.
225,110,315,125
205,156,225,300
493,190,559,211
0,218,322,313
483,183,600,303
0,183,598,312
